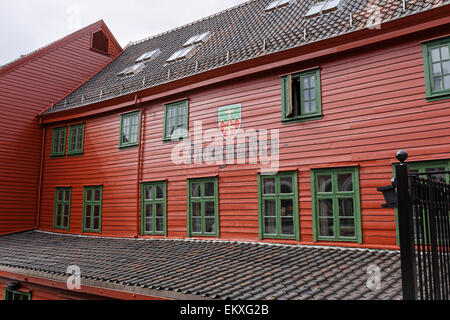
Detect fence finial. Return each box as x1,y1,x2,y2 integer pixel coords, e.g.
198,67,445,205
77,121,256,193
396,150,408,163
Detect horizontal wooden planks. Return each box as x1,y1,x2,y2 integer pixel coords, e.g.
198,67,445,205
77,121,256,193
38,30,450,249
0,23,120,235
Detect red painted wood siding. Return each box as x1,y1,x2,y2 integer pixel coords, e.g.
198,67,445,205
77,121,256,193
0,277,109,300
39,30,450,249
0,22,121,235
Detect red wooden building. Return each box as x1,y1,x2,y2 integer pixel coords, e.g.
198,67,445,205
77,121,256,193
0,20,122,236
1,0,450,300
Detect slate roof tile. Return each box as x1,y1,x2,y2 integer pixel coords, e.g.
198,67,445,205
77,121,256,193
43,0,448,115
0,231,403,300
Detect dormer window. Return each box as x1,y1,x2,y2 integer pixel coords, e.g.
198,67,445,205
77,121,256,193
167,47,195,63
183,32,211,48
265,0,294,12
305,0,344,18
135,49,161,63
117,63,146,77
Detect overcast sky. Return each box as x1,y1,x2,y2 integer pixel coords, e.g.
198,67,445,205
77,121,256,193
0,0,247,65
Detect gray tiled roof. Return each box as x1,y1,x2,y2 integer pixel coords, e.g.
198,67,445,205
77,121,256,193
0,231,402,300
43,0,448,115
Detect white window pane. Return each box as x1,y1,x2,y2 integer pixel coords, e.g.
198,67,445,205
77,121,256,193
304,101,310,113
440,46,449,61
431,48,441,62
309,75,315,88
444,75,450,89
304,89,310,100
433,62,442,76
442,61,450,74
434,77,442,90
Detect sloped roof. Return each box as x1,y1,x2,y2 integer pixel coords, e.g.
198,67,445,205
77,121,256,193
0,231,402,300
0,20,122,77
43,0,449,115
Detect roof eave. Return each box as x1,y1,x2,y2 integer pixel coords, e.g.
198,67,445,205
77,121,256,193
0,266,213,300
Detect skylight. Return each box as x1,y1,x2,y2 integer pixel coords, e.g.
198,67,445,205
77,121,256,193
135,49,161,63
322,0,342,13
117,63,146,77
305,0,343,18
264,0,294,12
167,47,195,63
183,32,211,48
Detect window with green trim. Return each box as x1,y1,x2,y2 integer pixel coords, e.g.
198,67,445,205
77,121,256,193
281,68,322,123
258,172,299,240
4,289,31,301
311,167,362,243
392,159,450,245
51,127,66,156
164,100,188,141
423,37,450,100
120,111,140,148
68,124,85,155
82,186,103,233
187,177,219,237
141,181,167,236
54,187,71,231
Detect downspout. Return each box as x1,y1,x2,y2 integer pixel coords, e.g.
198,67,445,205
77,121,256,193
135,96,144,238
35,124,46,230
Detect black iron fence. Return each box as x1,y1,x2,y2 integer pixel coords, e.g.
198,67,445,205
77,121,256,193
395,151,450,300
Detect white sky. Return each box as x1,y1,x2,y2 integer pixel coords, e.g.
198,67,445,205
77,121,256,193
0,0,247,65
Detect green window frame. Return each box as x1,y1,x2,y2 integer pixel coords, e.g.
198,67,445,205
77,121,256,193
187,177,219,237
422,36,450,101
51,127,66,157
119,111,140,148
68,124,85,155
53,187,71,231
392,159,450,245
141,181,167,236
4,289,31,301
257,172,300,241
163,100,189,141
281,68,322,123
82,186,103,234
311,167,362,243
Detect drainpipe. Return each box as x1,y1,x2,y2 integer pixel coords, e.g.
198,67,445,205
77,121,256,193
35,125,46,229
135,96,144,238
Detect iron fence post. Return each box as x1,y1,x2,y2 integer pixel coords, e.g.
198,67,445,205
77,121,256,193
395,150,418,300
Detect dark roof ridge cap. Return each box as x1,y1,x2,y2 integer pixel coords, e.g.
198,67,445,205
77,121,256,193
34,230,398,253
128,0,259,47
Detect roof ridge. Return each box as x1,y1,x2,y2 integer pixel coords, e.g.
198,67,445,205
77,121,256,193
128,0,258,46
